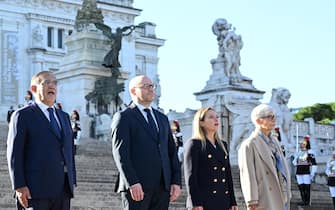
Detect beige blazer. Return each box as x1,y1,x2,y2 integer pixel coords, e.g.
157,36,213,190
238,130,291,210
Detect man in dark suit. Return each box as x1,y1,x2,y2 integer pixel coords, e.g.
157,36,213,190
111,75,181,210
7,71,76,210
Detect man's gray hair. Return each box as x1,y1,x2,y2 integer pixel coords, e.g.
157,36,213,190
251,104,274,126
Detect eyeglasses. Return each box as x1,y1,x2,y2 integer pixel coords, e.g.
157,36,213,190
261,114,275,120
135,84,156,90
40,80,57,86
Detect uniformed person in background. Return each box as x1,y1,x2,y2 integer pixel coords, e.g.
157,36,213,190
184,107,238,210
171,120,184,164
325,151,335,208
292,135,317,206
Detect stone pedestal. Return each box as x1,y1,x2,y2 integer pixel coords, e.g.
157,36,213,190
55,25,128,138
194,83,265,165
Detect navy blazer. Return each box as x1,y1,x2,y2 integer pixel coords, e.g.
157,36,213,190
111,103,181,192
7,103,76,198
184,139,237,210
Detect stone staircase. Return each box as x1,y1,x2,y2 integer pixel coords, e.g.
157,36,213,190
0,121,334,209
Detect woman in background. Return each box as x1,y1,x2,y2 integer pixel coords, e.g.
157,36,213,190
71,110,80,123
184,107,237,210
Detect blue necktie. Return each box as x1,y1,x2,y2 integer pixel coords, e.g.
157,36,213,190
144,108,158,134
275,153,287,181
261,133,287,181
47,108,61,138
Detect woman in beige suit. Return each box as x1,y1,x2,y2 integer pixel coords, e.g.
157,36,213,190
238,104,291,210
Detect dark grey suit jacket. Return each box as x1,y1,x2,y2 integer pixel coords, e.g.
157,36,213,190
111,103,181,192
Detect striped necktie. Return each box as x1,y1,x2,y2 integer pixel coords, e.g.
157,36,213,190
47,107,61,138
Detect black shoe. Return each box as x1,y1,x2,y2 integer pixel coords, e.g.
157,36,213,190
298,201,307,206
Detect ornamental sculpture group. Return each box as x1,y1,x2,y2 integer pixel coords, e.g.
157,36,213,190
212,19,295,156
75,0,138,115
212,18,244,85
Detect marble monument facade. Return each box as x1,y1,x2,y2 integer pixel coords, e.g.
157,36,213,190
0,0,164,128
167,19,335,180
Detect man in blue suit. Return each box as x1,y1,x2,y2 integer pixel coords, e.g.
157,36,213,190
111,75,181,210
7,71,76,210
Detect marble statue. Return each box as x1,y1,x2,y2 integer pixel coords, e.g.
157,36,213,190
74,0,104,31
212,18,244,85
153,74,161,107
269,87,294,146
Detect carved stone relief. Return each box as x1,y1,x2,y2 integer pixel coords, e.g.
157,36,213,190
1,32,20,104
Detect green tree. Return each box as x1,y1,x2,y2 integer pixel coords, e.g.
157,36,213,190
293,102,335,124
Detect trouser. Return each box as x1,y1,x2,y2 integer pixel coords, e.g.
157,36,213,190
298,184,311,205
17,175,71,210
329,186,335,208
121,178,169,210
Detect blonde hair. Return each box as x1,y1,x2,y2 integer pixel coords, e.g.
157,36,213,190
192,107,227,155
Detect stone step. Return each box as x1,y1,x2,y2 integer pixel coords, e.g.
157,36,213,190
0,121,334,209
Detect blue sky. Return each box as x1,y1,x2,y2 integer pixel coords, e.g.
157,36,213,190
133,0,335,112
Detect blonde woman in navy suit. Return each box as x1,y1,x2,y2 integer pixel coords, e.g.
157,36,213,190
184,107,238,210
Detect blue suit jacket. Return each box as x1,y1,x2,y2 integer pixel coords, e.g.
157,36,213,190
7,103,76,198
111,103,181,192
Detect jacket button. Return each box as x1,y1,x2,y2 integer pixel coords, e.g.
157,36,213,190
225,156,227,159
208,154,212,158
213,166,218,170
266,171,269,175
222,167,225,171
222,179,226,183
213,190,217,194
225,191,229,194
213,179,217,182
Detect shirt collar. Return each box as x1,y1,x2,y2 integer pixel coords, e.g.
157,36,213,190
35,100,54,112
133,101,153,112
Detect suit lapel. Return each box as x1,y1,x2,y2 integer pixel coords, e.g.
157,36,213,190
55,109,65,137
253,133,277,175
152,108,164,141
32,103,53,132
130,104,159,141
252,132,283,187
31,103,62,142
207,140,227,163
